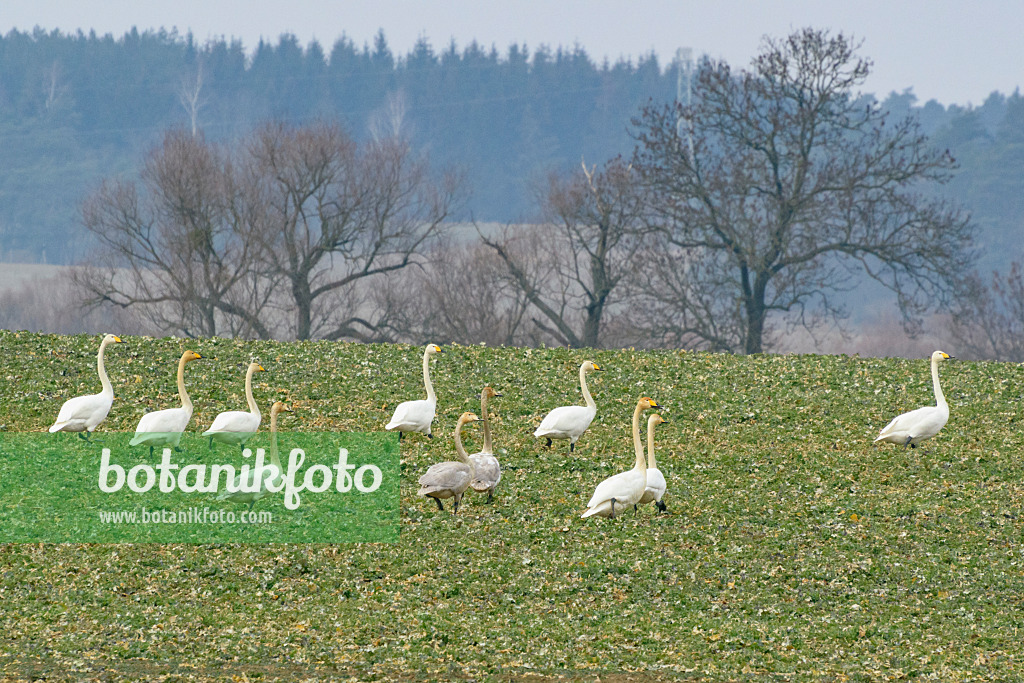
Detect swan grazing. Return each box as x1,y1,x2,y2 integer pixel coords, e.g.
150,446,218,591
470,386,502,503
534,360,602,453
875,350,954,449
417,412,480,513
202,362,266,450
386,344,443,440
129,349,203,456
637,414,669,513
216,402,291,510
49,333,125,440
582,396,661,519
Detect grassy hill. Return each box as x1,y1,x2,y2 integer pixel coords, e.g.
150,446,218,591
1,330,1022,680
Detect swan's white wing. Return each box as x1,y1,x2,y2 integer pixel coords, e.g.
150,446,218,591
50,392,112,432
130,407,192,446
876,405,949,443
387,399,435,433
204,410,261,436
639,467,667,504
586,468,645,509
534,405,595,439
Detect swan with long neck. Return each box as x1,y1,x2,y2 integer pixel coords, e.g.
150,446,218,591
875,350,954,448
203,362,266,450
217,401,291,509
637,414,669,512
417,412,480,513
49,333,125,439
582,396,661,519
534,360,602,453
470,386,502,502
129,349,203,456
386,344,443,440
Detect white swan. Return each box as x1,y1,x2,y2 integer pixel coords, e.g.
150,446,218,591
637,414,668,513
49,333,125,440
875,350,954,449
386,344,443,440
129,349,203,456
582,396,661,519
216,401,291,510
202,362,266,450
417,412,480,513
470,386,502,503
534,360,602,453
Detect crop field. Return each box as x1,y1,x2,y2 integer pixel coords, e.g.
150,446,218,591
1,330,1023,681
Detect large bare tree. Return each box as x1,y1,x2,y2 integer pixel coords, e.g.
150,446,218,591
950,262,1024,361
631,28,974,354
481,157,649,348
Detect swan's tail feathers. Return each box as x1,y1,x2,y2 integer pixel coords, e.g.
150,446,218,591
581,506,599,519
385,422,400,431
48,422,66,433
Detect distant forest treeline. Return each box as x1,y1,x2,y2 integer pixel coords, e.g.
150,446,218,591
0,27,1022,270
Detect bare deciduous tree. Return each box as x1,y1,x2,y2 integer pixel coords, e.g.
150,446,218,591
481,157,649,348
950,262,1024,361
631,28,974,354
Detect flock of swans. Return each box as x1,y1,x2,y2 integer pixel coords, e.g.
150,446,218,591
47,336,957,519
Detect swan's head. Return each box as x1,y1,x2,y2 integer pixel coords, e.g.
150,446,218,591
426,344,443,356
458,411,481,425
271,401,292,416
649,414,668,427
637,396,660,410
182,350,203,362
249,362,267,374
582,361,602,373
932,350,954,362
102,334,125,345
482,386,502,399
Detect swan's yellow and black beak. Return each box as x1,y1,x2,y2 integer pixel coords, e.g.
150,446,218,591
113,336,124,343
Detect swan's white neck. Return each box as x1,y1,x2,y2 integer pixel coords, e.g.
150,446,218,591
481,392,493,454
580,364,595,409
244,366,261,417
631,404,646,472
176,355,193,414
422,349,436,403
647,418,658,470
97,337,114,397
931,355,947,409
454,421,475,473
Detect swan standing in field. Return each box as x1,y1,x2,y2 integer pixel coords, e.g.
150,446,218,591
582,396,661,519
417,412,480,513
216,401,291,510
129,349,203,456
202,362,266,450
637,414,668,513
48,333,125,440
875,350,954,449
386,344,443,440
534,360,602,453
470,386,502,503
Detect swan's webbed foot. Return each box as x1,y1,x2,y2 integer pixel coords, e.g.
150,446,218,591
427,433,433,440
434,497,443,511
656,500,667,513
174,446,183,452
78,432,90,442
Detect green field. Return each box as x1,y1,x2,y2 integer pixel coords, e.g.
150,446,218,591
1,330,1022,681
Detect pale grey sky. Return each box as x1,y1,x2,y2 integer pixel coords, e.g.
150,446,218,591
3,0,1022,106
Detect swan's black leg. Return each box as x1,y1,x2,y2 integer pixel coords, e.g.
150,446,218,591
427,433,433,440
610,498,617,519
434,497,443,511
398,431,403,442
453,495,461,514
149,446,155,458
545,438,552,449
569,443,575,454
78,432,90,442
487,491,494,504
903,436,913,449
634,504,639,513
656,500,667,513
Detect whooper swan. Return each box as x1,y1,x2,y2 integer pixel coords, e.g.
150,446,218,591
534,360,602,453
874,350,954,449
129,349,203,456
582,396,661,519
417,412,480,513
216,401,291,510
49,333,125,440
470,386,502,503
386,344,443,440
202,362,266,450
637,414,669,513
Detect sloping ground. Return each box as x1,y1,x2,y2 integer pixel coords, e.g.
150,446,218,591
1,330,1022,680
